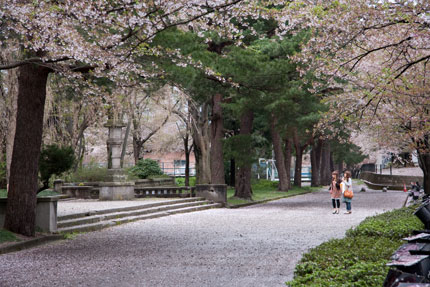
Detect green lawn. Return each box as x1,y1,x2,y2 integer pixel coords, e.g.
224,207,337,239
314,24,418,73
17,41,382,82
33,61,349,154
0,189,60,198
0,228,19,244
227,180,319,206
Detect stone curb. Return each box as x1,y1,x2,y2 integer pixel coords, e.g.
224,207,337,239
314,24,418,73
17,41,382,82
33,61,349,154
226,190,314,209
0,234,64,255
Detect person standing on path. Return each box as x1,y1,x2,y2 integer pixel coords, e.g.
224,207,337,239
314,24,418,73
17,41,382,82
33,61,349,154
342,170,353,214
329,171,342,214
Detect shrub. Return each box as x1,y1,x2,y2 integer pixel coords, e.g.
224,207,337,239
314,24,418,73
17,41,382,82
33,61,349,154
287,205,424,287
39,145,75,191
68,165,108,182
128,159,163,179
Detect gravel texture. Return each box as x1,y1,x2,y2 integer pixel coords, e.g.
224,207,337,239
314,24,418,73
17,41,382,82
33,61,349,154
0,189,407,287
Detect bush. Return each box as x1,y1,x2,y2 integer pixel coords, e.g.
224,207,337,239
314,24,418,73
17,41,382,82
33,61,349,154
175,177,196,186
287,205,424,287
39,145,75,190
128,159,163,179
68,165,108,182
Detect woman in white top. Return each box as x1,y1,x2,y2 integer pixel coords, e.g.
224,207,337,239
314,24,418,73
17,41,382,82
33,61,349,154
342,171,353,214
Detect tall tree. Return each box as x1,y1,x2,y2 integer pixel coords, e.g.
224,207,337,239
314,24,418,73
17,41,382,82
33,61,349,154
1,0,277,236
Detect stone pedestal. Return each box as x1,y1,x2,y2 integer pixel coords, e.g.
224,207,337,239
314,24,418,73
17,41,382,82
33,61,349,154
99,182,135,200
195,184,227,205
100,121,134,200
0,196,59,233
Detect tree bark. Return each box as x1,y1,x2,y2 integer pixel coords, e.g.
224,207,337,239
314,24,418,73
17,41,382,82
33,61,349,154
234,110,254,200
229,158,236,187
311,139,322,187
5,67,18,186
293,130,303,187
4,63,50,236
320,140,332,186
191,102,211,184
210,94,225,184
417,144,430,195
283,137,293,189
270,115,289,191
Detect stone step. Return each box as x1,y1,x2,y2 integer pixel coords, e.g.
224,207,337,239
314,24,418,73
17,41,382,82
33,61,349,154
58,197,206,221
57,200,210,228
57,203,222,234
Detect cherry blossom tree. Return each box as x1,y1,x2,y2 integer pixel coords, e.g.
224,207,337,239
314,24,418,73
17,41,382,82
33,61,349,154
285,1,430,192
0,0,291,236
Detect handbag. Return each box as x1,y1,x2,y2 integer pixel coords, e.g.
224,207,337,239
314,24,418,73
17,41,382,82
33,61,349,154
344,188,354,199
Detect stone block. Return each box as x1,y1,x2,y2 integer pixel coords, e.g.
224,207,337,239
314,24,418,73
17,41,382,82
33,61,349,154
0,196,59,233
99,182,135,200
195,184,227,205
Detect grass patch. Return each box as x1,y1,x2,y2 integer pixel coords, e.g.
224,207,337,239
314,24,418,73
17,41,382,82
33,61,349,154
175,177,196,187
0,229,19,244
0,189,60,198
227,180,319,206
286,205,423,287
353,178,365,185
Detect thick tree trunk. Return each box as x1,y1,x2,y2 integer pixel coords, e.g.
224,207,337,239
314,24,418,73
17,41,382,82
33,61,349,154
4,63,50,236
320,140,332,186
284,137,292,189
311,139,322,187
234,110,254,200
270,115,288,191
191,102,211,184
210,94,225,184
5,68,18,186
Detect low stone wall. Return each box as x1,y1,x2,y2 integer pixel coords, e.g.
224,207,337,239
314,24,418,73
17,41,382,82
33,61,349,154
0,196,59,233
61,186,99,199
135,186,195,198
134,177,175,187
360,171,424,190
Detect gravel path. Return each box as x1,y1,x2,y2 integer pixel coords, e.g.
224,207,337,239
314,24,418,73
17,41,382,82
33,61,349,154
0,189,407,287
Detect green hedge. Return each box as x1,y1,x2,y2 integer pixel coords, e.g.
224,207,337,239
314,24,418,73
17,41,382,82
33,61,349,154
286,205,423,287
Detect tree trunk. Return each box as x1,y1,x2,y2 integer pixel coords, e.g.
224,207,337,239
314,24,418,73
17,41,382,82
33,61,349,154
229,158,235,187
191,102,211,184
293,130,303,187
132,136,144,164
284,137,292,189
320,140,332,186
4,63,50,236
234,110,254,200
120,120,131,168
184,135,191,187
210,94,225,184
417,147,430,195
5,67,18,186
294,146,303,187
311,139,322,187
270,115,288,191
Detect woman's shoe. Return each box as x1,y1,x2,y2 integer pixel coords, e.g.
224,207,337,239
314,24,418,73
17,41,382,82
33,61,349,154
332,209,337,214
344,211,352,214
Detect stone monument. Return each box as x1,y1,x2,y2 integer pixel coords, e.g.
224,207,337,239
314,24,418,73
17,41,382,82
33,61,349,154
99,120,135,200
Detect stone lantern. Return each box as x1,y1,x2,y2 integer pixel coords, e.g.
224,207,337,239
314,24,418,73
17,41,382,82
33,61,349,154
99,120,135,200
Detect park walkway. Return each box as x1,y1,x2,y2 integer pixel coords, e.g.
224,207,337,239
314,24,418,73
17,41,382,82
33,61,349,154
0,188,407,287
